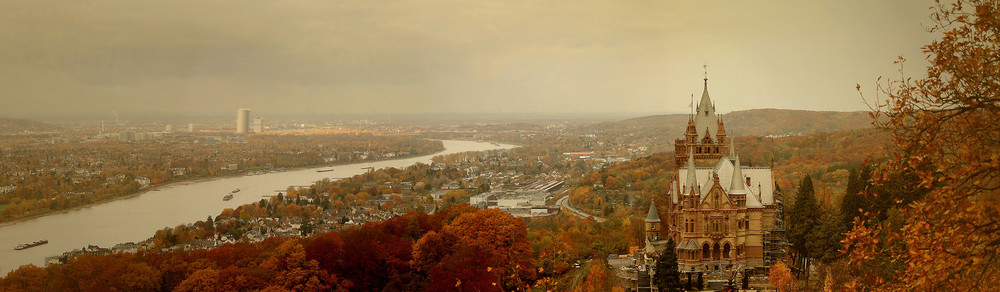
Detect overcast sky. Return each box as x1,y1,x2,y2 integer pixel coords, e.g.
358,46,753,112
0,0,936,120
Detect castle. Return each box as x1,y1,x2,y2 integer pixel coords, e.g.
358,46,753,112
645,77,787,273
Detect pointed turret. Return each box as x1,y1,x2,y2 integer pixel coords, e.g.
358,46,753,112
730,150,748,195
717,117,727,142
685,118,697,143
693,78,719,140
671,180,679,204
645,199,661,223
685,148,698,195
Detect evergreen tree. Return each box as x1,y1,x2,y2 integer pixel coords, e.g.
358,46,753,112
654,238,683,292
840,167,865,230
808,206,844,264
788,175,819,272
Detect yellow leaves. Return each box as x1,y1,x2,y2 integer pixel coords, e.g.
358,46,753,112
455,279,461,287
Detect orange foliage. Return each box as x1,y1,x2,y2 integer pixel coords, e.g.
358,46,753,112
844,0,1000,290
768,262,796,292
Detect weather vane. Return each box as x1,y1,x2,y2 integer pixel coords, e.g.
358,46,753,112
703,63,708,83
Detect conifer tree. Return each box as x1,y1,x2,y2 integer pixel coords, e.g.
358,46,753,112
809,206,844,264
840,167,865,230
654,238,682,292
788,175,818,272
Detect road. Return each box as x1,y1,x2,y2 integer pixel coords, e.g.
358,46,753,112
557,195,607,223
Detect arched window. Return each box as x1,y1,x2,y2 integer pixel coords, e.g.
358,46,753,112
702,243,711,259
723,243,732,258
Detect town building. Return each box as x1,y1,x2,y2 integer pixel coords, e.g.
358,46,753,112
645,78,787,274
253,117,264,133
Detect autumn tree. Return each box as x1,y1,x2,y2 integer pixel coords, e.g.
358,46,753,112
654,238,682,292
260,239,348,291
414,208,536,291
576,259,610,292
173,268,219,292
845,0,1000,290
768,262,797,292
0,264,50,292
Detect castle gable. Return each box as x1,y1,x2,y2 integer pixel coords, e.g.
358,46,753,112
691,157,774,208
700,180,733,209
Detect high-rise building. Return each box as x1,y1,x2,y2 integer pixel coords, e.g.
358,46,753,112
253,117,264,133
236,109,250,134
188,123,195,132
165,124,172,132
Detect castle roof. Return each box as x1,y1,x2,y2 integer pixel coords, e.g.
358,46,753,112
681,239,700,250
691,156,774,208
645,199,661,223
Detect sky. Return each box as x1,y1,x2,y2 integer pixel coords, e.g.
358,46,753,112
0,0,937,120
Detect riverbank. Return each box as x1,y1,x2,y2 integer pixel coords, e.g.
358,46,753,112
0,144,448,227
0,139,516,275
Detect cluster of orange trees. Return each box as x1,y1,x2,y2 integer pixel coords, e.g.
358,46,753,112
1,205,536,292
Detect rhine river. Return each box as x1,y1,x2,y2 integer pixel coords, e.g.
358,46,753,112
0,140,514,275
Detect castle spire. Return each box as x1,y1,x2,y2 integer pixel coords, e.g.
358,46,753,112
671,180,679,204
730,141,748,195
685,148,698,195
694,69,719,139
729,136,736,158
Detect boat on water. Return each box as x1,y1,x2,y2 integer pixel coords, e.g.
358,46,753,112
223,193,234,201
15,240,48,250
316,168,335,173
232,188,240,193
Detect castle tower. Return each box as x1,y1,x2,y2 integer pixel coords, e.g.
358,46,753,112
675,77,729,167
645,199,662,243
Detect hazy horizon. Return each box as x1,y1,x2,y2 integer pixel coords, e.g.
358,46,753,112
2,0,934,120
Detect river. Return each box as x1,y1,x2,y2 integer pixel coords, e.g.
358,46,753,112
0,140,514,275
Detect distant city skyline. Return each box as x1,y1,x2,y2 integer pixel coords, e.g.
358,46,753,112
1,0,934,119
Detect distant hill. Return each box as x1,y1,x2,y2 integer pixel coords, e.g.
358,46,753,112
725,109,874,137
0,117,60,134
617,108,874,138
